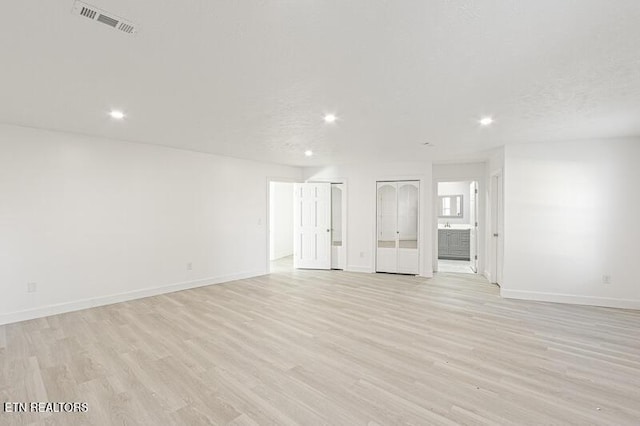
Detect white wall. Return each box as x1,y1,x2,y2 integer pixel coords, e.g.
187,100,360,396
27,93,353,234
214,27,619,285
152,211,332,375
501,138,640,309
437,181,471,225
0,124,302,324
305,162,433,277
269,182,294,260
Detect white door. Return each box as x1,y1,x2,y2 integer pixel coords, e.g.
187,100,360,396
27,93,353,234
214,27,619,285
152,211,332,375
469,181,478,273
331,183,345,270
377,182,398,273
293,183,332,270
397,182,419,274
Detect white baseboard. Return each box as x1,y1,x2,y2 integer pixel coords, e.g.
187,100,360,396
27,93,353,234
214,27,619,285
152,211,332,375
346,265,373,273
0,270,264,326
501,289,640,310
271,251,293,261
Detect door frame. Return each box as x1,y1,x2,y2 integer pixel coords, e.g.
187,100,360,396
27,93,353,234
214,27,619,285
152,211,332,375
469,181,479,273
488,170,504,285
372,174,429,277
432,176,484,274
266,176,301,274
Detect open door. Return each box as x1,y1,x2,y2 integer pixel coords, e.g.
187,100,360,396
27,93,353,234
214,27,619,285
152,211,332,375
469,181,478,273
293,183,331,270
331,183,345,270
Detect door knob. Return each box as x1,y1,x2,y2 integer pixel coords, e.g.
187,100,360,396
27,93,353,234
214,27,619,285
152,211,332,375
327,229,330,232
493,233,499,237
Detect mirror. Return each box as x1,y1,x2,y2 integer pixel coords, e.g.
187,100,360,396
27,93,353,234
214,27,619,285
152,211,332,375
438,195,463,218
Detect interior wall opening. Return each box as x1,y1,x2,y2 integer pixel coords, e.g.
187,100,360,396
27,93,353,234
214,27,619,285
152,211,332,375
292,181,346,271
270,181,346,274
269,181,295,273
437,180,478,274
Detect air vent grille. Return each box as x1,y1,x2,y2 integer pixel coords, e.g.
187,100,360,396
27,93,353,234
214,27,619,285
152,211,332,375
72,1,137,35
118,22,134,34
80,7,96,19
96,14,118,28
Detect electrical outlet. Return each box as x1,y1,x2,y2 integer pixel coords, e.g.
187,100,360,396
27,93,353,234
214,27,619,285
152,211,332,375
27,282,37,293
187,262,193,271
602,275,611,284
360,251,365,258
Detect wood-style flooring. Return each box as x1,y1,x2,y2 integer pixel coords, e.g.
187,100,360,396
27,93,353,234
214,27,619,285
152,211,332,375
1,262,640,425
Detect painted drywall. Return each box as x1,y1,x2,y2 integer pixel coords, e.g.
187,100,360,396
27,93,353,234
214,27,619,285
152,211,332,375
269,182,294,260
501,138,640,309
437,181,471,225
432,163,487,276
0,124,302,324
304,162,433,277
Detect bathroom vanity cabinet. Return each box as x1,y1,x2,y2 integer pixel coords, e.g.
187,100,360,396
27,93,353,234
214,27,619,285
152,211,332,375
438,228,470,260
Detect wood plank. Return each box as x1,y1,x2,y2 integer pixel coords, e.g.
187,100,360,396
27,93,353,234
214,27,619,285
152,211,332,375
1,261,639,424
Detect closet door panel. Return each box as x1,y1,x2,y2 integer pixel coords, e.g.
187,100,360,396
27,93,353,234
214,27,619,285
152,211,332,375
376,180,419,275
397,249,419,274
376,182,397,273
397,181,419,274
397,182,419,249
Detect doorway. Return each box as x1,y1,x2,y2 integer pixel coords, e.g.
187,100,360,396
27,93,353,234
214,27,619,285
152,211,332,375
268,180,346,274
269,181,295,272
436,180,478,274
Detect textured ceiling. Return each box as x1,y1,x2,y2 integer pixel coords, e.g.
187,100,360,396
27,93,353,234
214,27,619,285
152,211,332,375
1,0,639,166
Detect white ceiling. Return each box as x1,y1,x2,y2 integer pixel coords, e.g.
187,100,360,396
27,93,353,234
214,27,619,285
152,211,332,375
1,1,639,166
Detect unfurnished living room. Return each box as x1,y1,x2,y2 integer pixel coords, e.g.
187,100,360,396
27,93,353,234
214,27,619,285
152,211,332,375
1,1,639,425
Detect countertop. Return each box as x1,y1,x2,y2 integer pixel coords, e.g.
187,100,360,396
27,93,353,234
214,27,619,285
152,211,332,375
438,225,472,230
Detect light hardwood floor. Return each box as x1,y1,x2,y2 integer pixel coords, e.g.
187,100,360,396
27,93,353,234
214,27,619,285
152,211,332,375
1,265,640,425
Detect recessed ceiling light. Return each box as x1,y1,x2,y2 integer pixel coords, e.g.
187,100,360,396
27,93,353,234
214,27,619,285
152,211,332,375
109,110,125,120
324,114,337,123
304,150,313,157
479,116,494,126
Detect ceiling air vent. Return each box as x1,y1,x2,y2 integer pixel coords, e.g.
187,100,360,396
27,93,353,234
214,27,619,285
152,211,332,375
72,1,137,35
80,7,96,19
